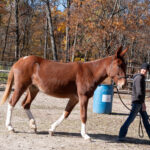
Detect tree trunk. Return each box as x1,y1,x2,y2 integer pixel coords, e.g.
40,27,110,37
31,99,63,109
1,0,13,61
15,0,20,60
71,24,78,62
44,18,48,59
65,0,71,62
46,0,57,61
109,0,118,21
84,50,88,62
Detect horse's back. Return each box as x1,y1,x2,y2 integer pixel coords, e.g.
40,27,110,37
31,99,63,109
12,56,79,98
34,57,78,97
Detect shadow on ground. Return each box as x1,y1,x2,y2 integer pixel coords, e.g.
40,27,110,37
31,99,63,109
34,131,150,145
14,129,150,145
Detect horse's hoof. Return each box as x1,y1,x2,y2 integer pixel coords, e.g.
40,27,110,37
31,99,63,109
84,137,91,141
87,137,92,142
49,131,54,136
82,134,91,140
8,128,15,133
34,128,37,133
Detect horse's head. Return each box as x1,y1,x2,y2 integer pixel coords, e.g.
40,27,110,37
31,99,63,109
107,46,128,89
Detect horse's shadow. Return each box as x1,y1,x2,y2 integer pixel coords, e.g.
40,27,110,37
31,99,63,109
15,130,150,145
36,131,150,145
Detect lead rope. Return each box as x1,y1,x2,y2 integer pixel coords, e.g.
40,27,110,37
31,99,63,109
115,86,144,138
138,116,144,138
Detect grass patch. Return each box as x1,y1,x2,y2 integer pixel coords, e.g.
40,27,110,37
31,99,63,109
0,72,8,82
0,65,9,83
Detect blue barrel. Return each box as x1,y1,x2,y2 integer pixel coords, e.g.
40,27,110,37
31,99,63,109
93,84,114,114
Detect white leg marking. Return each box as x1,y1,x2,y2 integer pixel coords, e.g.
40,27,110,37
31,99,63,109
6,103,14,131
25,109,37,130
81,123,90,140
49,112,65,132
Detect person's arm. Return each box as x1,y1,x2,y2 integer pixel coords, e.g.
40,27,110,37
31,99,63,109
135,76,143,101
135,76,146,110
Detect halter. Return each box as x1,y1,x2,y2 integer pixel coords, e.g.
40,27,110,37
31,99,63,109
117,75,128,79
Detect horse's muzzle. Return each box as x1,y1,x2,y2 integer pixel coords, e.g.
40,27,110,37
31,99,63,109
117,79,127,89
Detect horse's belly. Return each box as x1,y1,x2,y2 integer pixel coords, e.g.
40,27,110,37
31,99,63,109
45,87,77,98
33,79,77,98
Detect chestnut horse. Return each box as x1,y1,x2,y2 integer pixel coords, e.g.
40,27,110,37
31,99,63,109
0,46,128,140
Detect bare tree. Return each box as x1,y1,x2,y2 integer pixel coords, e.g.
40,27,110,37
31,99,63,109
45,0,57,61
1,0,13,60
65,0,71,62
44,18,48,59
71,24,78,62
15,0,20,60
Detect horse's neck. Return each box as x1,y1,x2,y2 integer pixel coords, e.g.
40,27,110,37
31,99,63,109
91,56,112,83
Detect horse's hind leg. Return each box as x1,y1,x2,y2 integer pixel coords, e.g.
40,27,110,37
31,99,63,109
22,85,39,132
6,87,27,132
49,96,79,135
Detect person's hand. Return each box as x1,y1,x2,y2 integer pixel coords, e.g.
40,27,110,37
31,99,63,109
142,103,146,111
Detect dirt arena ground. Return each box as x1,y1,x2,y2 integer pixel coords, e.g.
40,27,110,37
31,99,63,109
0,91,150,150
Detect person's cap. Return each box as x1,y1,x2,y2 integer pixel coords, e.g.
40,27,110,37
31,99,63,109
141,63,149,70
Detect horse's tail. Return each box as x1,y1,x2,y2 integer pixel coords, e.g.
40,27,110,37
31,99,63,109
0,68,14,105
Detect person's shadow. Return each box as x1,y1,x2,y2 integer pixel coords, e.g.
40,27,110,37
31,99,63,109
90,133,150,145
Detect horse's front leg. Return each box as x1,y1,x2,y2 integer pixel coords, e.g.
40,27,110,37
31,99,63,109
79,95,90,140
49,96,78,135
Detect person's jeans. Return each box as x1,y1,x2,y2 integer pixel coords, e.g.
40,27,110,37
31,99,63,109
140,110,150,138
119,103,150,138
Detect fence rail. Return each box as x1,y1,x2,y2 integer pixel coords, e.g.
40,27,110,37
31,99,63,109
0,70,9,73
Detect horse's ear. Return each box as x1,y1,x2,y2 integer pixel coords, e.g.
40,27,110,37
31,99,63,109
120,47,128,57
115,45,123,58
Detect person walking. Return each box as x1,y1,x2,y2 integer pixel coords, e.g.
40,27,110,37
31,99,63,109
118,63,150,141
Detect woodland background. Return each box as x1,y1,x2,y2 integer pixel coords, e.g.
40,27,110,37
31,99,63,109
0,0,150,65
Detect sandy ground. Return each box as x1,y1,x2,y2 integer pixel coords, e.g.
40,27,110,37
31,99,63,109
0,91,150,150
